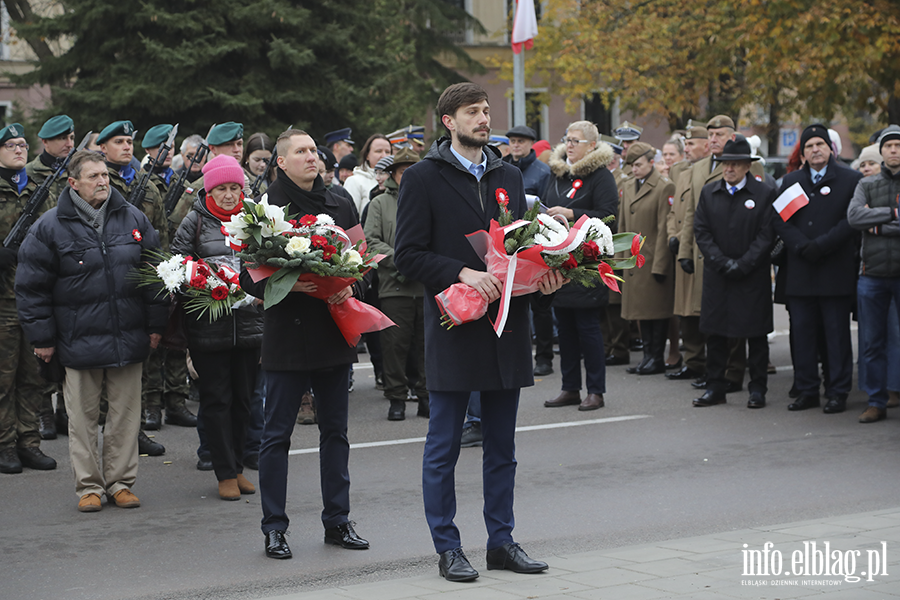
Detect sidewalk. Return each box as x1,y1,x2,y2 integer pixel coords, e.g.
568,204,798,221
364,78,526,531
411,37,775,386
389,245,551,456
262,508,900,600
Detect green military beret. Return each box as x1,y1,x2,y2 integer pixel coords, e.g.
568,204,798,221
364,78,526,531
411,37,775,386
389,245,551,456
37,115,74,140
141,124,174,149
97,120,135,144
0,123,26,144
207,122,243,146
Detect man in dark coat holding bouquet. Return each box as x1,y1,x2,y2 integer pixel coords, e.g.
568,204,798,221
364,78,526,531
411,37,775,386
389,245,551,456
239,130,369,560
394,83,565,582
692,136,776,409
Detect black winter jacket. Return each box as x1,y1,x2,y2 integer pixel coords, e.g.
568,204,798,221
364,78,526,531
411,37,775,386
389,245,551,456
170,194,263,352
15,187,168,369
504,149,552,197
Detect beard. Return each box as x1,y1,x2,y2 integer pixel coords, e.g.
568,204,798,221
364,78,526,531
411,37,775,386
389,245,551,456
457,128,489,150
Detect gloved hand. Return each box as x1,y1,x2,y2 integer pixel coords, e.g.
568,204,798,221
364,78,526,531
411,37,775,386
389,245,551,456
0,246,17,270
723,259,742,280
653,273,666,283
800,240,824,263
679,258,694,274
668,236,680,255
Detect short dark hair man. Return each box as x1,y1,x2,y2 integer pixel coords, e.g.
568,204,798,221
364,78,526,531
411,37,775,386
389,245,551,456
777,124,861,415
692,136,775,409
504,124,551,198
239,129,369,560
394,82,565,582
16,150,167,510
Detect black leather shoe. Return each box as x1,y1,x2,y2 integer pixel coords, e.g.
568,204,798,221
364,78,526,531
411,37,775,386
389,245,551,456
693,390,726,407
265,530,292,559
417,398,430,418
17,446,57,470
196,456,213,471
636,358,666,375
143,407,162,431
138,430,165,456
39,412,57,440
691,376,708,389
388,400,405,421
439,548,479,582
486,542,549,573
823,395,847,414
725,381,744,394
788,385,801,399
625,356,651,374
533,361,553,376
787,395,820,411
243,453,259,470
460,423,483,447
324,522,369,549
666,366,703,380
165,404,198,427
747,392,766,409
0,447,23,474
665,356,684,370
605,354,629,366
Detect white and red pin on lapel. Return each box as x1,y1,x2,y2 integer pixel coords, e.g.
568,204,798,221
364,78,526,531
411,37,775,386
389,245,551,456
668,196,674,206
820,186,831,195
744,199,756,210
566,179,583,199
132,229,142,241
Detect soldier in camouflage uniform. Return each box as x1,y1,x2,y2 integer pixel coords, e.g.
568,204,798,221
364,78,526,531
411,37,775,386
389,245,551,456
0,123,57,473
137,125,195,431
26,115,75,440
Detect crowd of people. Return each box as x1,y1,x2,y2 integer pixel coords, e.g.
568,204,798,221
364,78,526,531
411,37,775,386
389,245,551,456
1,81,898,581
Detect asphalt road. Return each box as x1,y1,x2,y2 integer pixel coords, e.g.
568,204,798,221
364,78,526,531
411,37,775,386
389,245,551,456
3,306,899,600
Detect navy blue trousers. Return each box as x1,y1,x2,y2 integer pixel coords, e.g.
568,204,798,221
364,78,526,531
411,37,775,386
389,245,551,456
259,365,351,534
423,389,519,554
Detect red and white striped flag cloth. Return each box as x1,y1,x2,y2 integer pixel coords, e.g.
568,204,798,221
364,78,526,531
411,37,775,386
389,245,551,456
773,182,809,222
511,0,538,54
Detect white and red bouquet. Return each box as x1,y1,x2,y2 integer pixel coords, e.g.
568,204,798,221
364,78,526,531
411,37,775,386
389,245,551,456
134,251,249,322
223,195,394,345
436,188,644,334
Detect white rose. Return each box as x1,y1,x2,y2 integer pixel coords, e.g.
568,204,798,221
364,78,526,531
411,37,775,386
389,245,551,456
285,236,312,257
343,249,363,266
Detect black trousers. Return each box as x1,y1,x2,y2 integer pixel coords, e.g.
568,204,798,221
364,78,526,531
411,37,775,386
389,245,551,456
707,335,768,395
190,347,259,482
787,295,852,397
260,365,351,534
530,296,554,365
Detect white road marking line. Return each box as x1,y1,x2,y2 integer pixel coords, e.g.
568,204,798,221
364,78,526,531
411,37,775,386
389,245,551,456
287,414,652,456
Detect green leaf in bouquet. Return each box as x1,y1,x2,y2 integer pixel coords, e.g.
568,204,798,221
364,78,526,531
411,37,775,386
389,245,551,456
613,232,637,253
606,256,638,269
263,268,302,309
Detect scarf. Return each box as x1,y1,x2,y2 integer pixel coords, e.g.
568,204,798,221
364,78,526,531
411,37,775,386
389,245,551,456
0,166,28,193
205,194,243,222
153,164,174,186
70,187,108,233
274,167,329,213
39,150,62,170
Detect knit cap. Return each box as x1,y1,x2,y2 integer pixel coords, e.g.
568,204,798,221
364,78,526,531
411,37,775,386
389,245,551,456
202,154,244,191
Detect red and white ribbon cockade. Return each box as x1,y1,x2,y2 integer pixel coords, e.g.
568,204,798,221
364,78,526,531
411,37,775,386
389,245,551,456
566,179,583,199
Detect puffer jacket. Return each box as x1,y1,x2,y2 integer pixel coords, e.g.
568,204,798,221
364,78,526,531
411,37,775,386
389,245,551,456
847,164,900,278
15,186,168,369
170,193,263,352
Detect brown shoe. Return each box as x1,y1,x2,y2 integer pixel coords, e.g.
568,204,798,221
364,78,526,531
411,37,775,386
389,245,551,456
544,390,581,408
219,478,241,501
236,473,256,495
578,393,605,411
78,493,102,513
297,392,317,425
110,489,141,508
859,406,887,423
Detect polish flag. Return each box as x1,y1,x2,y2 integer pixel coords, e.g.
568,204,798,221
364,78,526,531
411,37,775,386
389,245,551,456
774,182,810,222
512,0,538,54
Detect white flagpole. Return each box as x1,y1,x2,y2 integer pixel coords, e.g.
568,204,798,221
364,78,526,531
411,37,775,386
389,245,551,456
514,48,525,127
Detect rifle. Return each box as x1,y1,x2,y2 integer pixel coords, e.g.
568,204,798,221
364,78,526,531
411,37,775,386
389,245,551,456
3,131,92,249
164,123,215,217
128,124,179,208
249,125,290,198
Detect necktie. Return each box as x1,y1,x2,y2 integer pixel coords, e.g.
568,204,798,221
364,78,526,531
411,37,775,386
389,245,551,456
730,186,737,196
813,173,822,184
469,163,484,181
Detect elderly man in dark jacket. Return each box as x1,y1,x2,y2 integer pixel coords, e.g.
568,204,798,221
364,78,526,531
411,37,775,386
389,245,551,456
395,83,565,582
15,150,168,512
775,124,862,414
239,130,369,561
692,136,776,409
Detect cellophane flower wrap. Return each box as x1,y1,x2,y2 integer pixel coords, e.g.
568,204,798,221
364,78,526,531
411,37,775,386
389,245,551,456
226,194,394,346
436,188,645,335
133,250,249,322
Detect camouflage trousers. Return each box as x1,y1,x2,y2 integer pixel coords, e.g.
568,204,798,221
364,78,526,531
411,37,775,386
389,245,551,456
0,300,43,450
141,347,189,419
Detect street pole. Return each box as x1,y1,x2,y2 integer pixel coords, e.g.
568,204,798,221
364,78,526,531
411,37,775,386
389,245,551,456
513,48,525,127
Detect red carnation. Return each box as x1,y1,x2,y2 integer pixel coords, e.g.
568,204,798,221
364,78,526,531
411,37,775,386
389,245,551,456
495,188,509,207
562,253,578,270
196,263,211,277
182,256,194,265
311,235,327,248
189,275,207,289
322,244,337,260
582,240,600,261
300,214,318,227
211,286,229,300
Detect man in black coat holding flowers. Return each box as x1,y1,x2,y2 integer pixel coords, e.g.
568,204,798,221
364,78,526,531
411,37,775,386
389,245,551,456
239,130,369,560
394,83,565,582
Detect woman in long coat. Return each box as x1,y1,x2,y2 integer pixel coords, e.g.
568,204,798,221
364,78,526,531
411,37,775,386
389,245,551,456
619,142,676,375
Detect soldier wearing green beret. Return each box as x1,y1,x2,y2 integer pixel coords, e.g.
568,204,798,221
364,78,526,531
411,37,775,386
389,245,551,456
0,123,58,474
170,122,250,229
137,124,196,432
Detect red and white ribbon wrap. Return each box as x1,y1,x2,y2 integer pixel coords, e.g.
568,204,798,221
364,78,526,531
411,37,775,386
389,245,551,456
216,265,240,286
566,179,583,199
